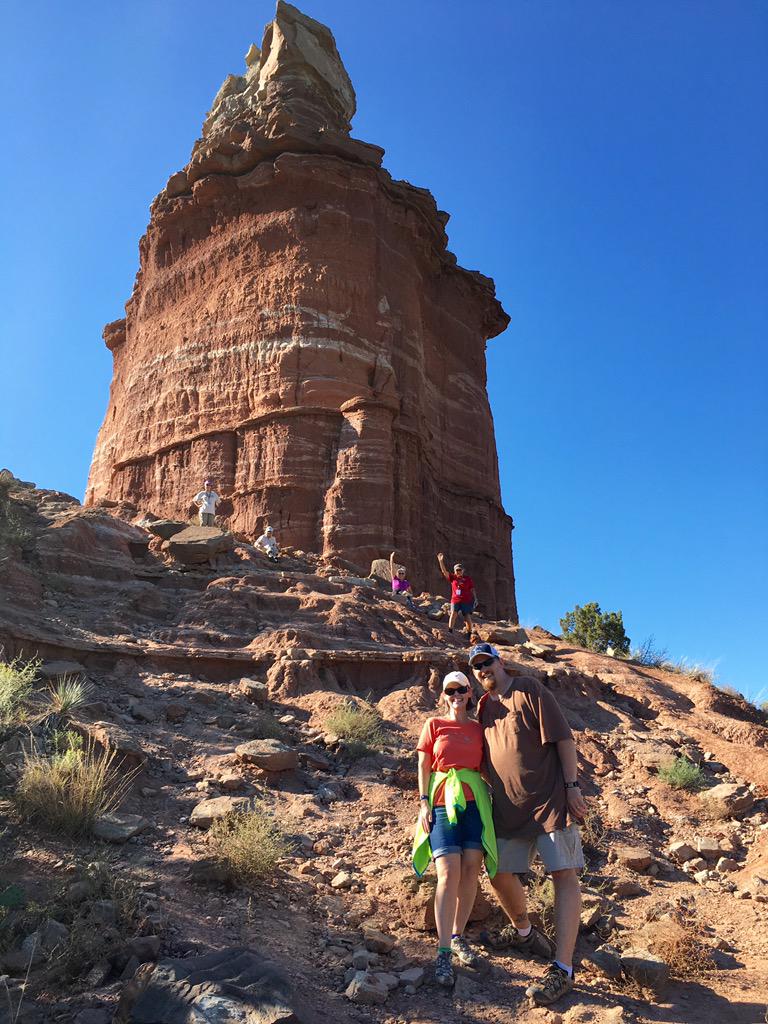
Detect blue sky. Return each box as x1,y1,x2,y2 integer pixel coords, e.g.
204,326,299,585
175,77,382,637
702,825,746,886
1,2,766,699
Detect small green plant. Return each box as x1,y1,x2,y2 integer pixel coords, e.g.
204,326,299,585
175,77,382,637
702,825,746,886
0,654,39,730
528,872,555,933
657,756,705,791
325,699,385,756
631,636,669,668
208,808,291,886
43,676,92,719
560,603,630,655
14,741,137,836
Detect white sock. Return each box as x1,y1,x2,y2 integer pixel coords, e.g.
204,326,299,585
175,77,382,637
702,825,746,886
516,924,532,937
554,959,573,977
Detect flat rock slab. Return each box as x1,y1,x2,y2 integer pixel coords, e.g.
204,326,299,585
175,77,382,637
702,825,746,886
114,946,314,1023
190,795,251,828
236,739,298,771
163,526,234,564
93,812,149,843
145,520,188,540
615,845,654,872
39,660,86,680
700,783,754,816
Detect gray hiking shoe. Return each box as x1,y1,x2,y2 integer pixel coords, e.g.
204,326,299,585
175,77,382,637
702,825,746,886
435,951,455,987
482,924,555,960
525,963,574,1005
450,934,484,968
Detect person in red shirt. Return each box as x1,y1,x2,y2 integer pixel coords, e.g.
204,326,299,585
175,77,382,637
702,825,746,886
437,552,477,638
415,671,490,987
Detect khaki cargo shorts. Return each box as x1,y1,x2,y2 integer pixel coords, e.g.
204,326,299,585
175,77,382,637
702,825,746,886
497,824,584,874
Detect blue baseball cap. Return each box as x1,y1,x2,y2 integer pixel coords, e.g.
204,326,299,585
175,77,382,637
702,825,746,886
468,642,500,665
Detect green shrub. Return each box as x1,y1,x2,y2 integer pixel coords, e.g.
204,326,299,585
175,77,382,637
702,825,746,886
208,809,291,886
43,676,92,719
14,740,137,836
325,699,385,757
631,636,669,668
657,757,705,791
0,654,39,730
560,602,630,655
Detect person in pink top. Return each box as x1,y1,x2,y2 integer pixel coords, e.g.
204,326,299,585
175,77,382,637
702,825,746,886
389,550,416,610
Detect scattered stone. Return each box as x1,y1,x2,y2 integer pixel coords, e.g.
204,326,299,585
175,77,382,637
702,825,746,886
38,660,86,680
84,722,148,772
238,678,269,704
668,840,698,864
398,966,425,988
363,926,395,953
615,846,654,872
84,960,112,987
127,935,162,962
373,971,399,991
189,795,250,828
345,969,389,1004
587,944,623,981
580,905,603,930
164,703,188,723
67,880,93,904
236,739,298,771
700,783,754,816
697,836,728,860
694,870,711,884
189,858,234,885
93,812,149,843
684,857,708,872
331,871,353,889
716,857,739,873
37,918,69,952
352,947,375,970
218,772,243,791
612,880,644,898
620,948,669,995
129,701,157,723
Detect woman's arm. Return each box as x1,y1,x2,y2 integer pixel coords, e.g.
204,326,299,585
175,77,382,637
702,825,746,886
417,750,433,832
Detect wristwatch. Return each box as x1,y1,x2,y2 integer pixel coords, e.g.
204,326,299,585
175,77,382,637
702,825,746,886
564,781,580,789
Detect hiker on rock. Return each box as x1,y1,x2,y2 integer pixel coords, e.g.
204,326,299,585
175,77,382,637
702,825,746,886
468,642,587,1006
193,479,220,527
412,671,498,989
389,551,416,610
255,525,280,563
437,552,476,637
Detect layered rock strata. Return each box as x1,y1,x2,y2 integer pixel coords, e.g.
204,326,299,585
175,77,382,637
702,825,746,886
87,1,517,618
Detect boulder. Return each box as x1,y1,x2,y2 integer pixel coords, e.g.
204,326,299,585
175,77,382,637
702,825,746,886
700,783,754,816
696,836,729,860
145,520,188,540
345,970,389,1005
93,812,149,843
586,943,623,981
620,948,669,995
189,795,251,828
236,739,298,771
239,678,269,703
398,966,425,988
478,624,528,646
113,947,310,1023
668,841,698,864
368,558,392,582
127,935,162,962
162,526,234,564
362,927,395,953
615,846,654,872
82,721,148,772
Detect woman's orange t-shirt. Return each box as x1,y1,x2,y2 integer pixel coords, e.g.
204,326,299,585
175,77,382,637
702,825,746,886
417,717,484,805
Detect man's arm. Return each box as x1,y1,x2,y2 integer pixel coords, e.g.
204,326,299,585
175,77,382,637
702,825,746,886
436,551,451,582
557,737,587,820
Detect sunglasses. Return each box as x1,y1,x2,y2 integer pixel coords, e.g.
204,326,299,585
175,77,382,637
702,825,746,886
444,685,470,696
471,658,496,670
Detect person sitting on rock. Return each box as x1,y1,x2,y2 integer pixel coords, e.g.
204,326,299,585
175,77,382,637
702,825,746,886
389,551,416,610
255,525,280,562
193,479,220,527
468,641,587,1007
437,552,476,638
412,671,498,989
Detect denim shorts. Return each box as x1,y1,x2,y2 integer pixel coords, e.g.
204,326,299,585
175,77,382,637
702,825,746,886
429,801,484,858
451,602,474,616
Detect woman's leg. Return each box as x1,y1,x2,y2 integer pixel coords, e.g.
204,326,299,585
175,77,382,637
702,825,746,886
452,848,484,934
434,853,462,947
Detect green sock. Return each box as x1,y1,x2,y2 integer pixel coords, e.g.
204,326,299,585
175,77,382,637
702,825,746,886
438,946,452,955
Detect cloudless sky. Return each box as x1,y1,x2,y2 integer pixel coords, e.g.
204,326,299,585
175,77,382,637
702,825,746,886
1,2,766,700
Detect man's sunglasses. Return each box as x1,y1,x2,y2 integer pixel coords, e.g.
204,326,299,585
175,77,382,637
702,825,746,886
444,685,470,696
471,658,496,670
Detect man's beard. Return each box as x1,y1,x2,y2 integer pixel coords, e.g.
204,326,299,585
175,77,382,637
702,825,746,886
479,673,497,692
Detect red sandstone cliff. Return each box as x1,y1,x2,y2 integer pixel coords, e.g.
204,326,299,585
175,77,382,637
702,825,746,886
86,2,517,619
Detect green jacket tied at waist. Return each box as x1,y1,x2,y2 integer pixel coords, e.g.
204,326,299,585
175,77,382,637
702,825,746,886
411,767,498,878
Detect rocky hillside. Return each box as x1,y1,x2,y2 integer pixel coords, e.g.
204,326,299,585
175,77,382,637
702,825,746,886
1,473,768,1024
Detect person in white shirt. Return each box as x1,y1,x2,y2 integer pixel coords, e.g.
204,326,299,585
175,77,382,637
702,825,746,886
193,480,220,527
255,525,280,562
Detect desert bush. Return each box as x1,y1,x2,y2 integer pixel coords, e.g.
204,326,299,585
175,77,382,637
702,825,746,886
325,699,385,757
42,676,92,719
717,684,743,700
0,473,32,549
649,919,711,979
208,808,291,886
631,636,669,668
559,603,630,655
657,757,705,791
662,658,716,684
0,654,39,730
14,739,137,836
528,872,555,934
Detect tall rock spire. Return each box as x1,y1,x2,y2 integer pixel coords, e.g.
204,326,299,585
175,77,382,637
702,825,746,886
87,3,517,620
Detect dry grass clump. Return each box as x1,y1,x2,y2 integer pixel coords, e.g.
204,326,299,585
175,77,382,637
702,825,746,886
717,684,744,700
41,675,92,719
649,919,711,979
0,653,39,731
528,873,555,934
325,699,385,757
657,756,705,791
208,808,292,886
631,637,669,668
580,802,608,862
14,738,137,836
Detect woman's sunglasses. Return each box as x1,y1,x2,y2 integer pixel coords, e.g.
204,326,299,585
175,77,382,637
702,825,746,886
444,685,470,696
471,658,496,670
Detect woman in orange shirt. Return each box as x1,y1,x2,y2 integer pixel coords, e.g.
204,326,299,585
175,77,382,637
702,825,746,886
415,670,494,987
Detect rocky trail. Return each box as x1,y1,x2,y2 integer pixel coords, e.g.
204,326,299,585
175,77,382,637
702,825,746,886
1,475,768,1023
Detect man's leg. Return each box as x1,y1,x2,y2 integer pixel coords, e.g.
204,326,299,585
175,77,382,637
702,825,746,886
489,870,530,930
448,606,458,631
463,611,474,636
550,868,581,968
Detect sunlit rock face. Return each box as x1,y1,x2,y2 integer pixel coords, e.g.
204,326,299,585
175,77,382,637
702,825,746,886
87,1,517,618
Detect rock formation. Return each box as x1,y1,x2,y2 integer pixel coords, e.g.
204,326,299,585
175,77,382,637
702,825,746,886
86,1,516,619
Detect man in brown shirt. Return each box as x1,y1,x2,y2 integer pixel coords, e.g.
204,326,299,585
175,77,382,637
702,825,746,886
469,642,587,1006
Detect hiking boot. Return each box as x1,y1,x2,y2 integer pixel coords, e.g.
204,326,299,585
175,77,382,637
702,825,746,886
434,951,455,987
450,935,484,969
525,963,574,1005
482,924,555,960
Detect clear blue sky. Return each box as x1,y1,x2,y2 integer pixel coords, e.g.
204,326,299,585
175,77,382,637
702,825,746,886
1,2,766,700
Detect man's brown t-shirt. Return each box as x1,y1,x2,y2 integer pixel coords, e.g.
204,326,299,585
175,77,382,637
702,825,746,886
478,675,573,839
